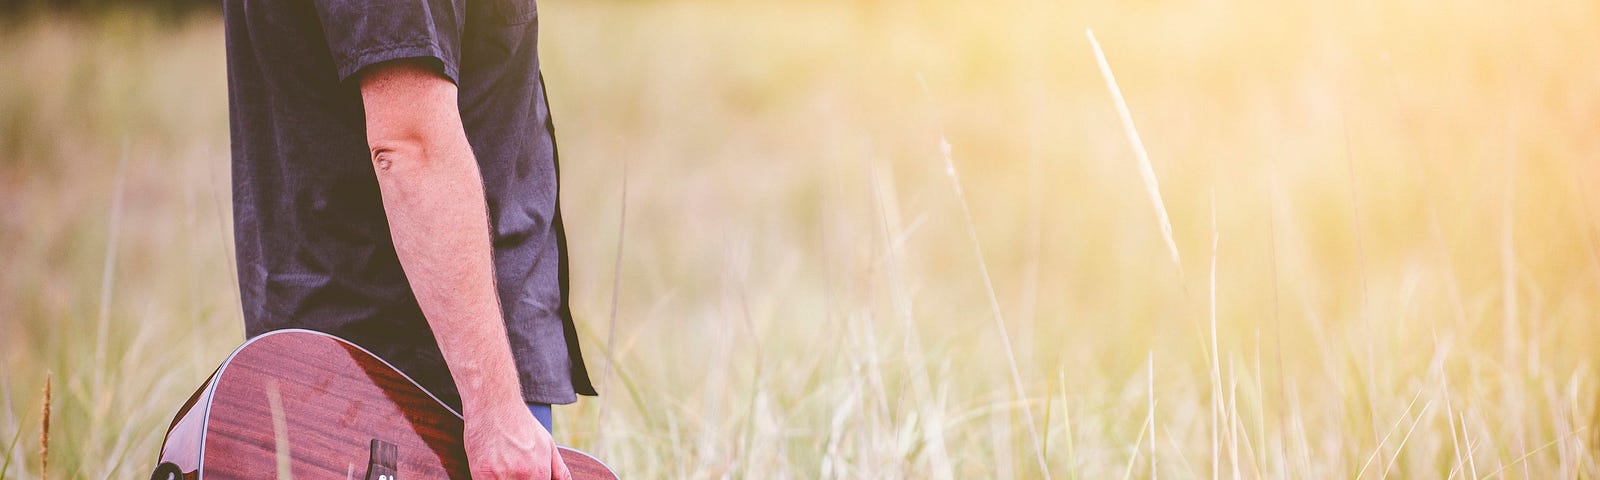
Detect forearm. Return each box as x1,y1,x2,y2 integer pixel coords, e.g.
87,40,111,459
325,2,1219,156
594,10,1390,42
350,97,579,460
376,141,523,414
361,65,524,416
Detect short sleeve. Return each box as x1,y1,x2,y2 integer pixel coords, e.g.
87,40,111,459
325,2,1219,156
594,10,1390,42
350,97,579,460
313,0,465,83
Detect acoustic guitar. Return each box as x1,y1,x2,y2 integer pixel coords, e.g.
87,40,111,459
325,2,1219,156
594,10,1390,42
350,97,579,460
149,329,618,479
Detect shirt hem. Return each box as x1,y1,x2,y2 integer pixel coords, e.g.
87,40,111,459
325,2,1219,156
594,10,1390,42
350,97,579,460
334,42,459,84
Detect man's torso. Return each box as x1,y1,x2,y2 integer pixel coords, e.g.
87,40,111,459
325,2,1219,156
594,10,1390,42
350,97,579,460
222,0,593,407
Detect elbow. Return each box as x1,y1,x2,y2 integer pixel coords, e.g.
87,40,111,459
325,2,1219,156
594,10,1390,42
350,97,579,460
367,136,425,175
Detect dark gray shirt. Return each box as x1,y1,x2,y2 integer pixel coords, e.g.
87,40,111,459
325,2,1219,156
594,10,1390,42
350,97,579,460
223,0,594,406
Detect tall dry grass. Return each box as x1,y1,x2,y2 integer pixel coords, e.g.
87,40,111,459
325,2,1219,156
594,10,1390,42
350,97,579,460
5,0,1600,477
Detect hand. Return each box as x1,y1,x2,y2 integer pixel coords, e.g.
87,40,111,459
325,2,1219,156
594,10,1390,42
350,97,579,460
462,402,570,480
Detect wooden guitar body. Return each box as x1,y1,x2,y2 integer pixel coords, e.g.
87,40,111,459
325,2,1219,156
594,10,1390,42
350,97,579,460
150,329,617,479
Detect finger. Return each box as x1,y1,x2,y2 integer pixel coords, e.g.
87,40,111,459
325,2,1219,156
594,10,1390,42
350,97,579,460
551,447,572,480
471,465,499,480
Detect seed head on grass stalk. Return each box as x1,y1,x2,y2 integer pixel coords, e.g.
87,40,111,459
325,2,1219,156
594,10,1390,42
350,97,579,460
1085,29,1183,280
916,74,1051,479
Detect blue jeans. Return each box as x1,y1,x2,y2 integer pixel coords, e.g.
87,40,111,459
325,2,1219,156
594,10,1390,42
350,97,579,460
529,403,553,433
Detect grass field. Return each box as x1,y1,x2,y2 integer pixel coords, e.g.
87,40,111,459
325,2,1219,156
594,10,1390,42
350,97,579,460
5,0,1600,477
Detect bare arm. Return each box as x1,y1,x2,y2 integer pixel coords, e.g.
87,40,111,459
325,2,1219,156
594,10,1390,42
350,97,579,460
358,59,569,480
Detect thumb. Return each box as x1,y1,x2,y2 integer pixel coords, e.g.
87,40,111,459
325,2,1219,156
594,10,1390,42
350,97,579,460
551,446,572,480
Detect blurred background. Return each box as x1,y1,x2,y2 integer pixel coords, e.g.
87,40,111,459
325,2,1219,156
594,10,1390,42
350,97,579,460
4,0,1600,477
